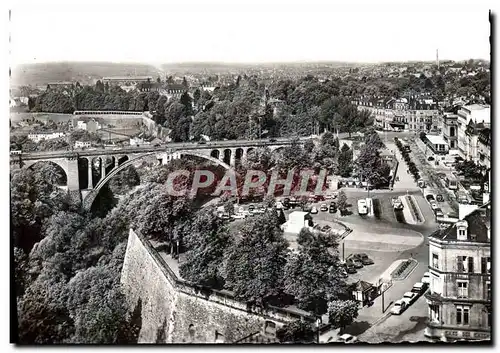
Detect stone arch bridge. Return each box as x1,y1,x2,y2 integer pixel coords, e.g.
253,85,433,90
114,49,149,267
11,139,305,210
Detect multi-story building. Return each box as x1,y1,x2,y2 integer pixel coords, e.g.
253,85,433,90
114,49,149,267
27,131,66,143
76,119,100,133
441,113,459,150
74,140,91,149
477,129,491,169
46,82,74,90
102,76,153,86
425,203,491,341
463,120,490,165
456,104,490,160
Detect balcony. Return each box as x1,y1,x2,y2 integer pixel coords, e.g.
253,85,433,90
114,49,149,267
425,291,444,304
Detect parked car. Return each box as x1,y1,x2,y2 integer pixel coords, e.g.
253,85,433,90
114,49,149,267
421,272,431,284
427,156,435,161
248,205,255,212
310,206,318,214
352,253,374,265
302,204,312,212
342,262,357,274
198,140,206,145
426,194,435,202
434,208,444,218
320,204,328,212
347,256,363,269
154,143,161,147
391,300,407,315
411,282,428,295
436,194,444,202
329,202,338,213
430,202,439,210
338,334,358,344
269,138,277,142
402,291,419,305
392,198,404,210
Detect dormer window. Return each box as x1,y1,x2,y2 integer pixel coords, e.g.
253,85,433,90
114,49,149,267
456,220,468,241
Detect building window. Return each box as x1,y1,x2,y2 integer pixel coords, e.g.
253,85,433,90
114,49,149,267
481,257,491,274
188,324,195,342
468,257,474,273
457,256,467,272
486,282,491,301
487,307,491,327
457,281,468,299
458,229,466,238
456,305,470,325
429,304,440,323
432,253,439,269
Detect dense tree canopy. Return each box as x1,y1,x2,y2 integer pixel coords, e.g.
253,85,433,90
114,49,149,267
223,211,289,306
179,206,232,288
284,229,348,315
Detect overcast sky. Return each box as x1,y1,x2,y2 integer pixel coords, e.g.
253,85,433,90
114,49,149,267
9,1,491,66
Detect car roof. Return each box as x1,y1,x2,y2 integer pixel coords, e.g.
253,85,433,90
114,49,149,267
394,299,404,304
403,292,414,296
413,282,424,287
340,334,353,339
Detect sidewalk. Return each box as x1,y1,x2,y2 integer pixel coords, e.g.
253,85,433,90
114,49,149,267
320,256,427,342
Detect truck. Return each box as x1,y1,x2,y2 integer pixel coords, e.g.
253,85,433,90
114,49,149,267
357,199,368,215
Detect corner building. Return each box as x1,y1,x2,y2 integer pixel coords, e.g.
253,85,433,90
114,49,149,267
425,203,491,341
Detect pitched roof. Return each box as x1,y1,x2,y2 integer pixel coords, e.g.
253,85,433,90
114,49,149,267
431,203,490,243
353,280,373,292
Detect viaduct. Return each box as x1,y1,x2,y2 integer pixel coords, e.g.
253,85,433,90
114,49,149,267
10,139,308,210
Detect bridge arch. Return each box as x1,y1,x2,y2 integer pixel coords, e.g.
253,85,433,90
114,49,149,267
25,160,68,186
83,150,232,210
222,149,232,166
210,149,220,160
178,151,231,170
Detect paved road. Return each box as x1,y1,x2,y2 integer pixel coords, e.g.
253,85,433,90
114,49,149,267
406,138,459,215
13,137,309,160
357,292,431,343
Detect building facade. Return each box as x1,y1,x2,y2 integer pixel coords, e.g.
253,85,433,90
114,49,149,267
456,104,490,160
477,129,491,169
425,203,491,341
74,140,91,149
441,113,459,150
27,132,66,143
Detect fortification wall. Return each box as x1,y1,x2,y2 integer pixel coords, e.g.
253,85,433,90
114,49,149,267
121,229,312,343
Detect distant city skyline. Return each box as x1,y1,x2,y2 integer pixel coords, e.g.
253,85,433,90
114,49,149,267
9,2,491,66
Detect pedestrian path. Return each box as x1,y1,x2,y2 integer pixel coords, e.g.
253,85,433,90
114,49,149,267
386,142,418,191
